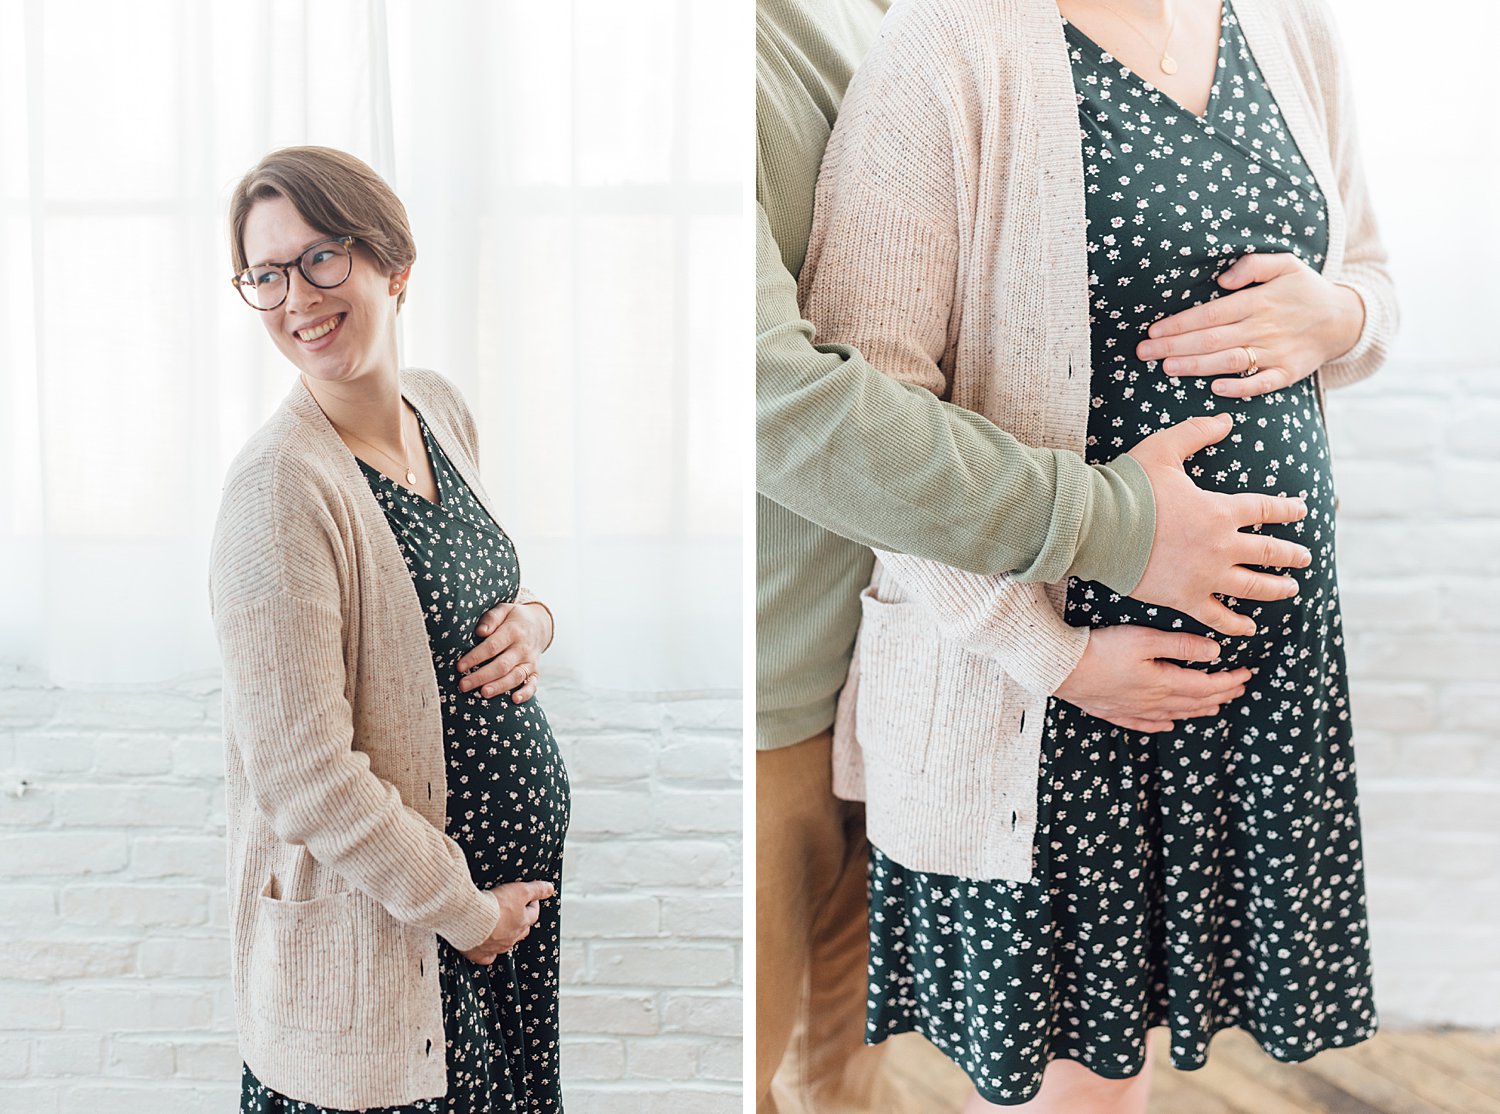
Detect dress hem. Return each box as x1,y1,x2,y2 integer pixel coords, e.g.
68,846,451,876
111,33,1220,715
868,1016,1381,1106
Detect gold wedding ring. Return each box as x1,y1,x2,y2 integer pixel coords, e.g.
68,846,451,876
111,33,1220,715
1243,345,1259,376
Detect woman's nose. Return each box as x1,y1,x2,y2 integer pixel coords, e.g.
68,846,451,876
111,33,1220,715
283,267,323,313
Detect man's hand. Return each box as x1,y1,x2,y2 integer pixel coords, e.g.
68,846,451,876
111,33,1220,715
1127,413,1311,638
1055,626,1250,733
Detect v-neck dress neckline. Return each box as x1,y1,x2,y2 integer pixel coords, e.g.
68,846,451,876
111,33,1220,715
352,404,446,509
1060,0,1228,124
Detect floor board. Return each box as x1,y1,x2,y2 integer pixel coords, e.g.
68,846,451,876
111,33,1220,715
883,1027,1500,1113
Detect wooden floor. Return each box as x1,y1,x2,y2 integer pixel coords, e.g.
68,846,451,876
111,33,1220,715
887,1027,1500,1113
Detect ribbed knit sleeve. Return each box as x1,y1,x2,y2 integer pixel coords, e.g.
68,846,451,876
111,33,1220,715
216,596,500,951
757,178,1152,590
211,459,500,953
1303,0,1397,390
797,11,1088,695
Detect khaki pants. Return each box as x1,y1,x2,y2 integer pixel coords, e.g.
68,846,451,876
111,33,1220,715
756,730,905,1114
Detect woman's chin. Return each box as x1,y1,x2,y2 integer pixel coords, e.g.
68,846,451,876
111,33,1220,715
294,351,362,385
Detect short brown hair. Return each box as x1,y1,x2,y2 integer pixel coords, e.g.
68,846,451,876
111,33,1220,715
228,146,416,310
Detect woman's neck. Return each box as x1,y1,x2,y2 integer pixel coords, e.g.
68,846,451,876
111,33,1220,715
1064,0,1175,28
301,365,409,453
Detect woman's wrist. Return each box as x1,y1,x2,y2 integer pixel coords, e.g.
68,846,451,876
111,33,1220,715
526,600,555,653
1325,281,1367,363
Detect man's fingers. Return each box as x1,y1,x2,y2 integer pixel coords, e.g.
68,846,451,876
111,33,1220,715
1224,567,1300,603
1231,491,1308,528
1147,413,1235,462
1235,534,1313,570
1191,598,1257,638
1149,662,1250,701
1179,668,1251,701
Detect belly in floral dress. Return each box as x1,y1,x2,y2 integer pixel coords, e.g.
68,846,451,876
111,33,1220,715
865,2,1376,1103
242,403,570,1114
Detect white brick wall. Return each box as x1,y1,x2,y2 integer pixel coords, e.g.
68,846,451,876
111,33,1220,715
1330,362,1500,1028
0,665,741,1112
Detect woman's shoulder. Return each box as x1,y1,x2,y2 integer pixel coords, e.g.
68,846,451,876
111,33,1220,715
843,0,1046,120
1234,0,1350,108
401,366,470,423
881,0,1020,40
217,392,342,519
401,367,480,458
1238,0,1346,64
210,391,355,612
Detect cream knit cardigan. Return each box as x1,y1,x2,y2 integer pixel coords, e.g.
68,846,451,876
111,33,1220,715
209,368,539,1108
801,0,1396,882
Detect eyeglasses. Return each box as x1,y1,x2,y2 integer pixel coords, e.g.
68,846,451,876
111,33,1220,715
231,235,355,311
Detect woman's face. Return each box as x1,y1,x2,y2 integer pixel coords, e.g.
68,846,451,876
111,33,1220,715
240,194,406,387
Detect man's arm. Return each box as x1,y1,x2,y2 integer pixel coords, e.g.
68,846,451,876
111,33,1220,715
756,203,1154,593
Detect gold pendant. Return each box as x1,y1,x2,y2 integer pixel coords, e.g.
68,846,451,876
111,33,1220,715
406,469,417,485
1160,53,1179,74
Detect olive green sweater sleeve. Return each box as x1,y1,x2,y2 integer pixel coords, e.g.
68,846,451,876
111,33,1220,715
756,202,1154,591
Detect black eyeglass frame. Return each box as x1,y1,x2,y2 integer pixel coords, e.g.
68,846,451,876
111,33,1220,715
231,235,357,311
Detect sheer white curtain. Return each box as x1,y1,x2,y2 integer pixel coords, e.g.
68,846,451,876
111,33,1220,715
0,0,743,691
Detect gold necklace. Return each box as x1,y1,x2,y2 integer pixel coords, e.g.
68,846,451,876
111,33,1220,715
339,409,419,487
1094,0,1181,74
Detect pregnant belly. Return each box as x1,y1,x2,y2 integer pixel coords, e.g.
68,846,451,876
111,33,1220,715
1068,377,1339,672
443,694,572,886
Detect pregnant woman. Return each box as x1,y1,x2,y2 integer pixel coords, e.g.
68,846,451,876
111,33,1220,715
798,0,1395,1109
210,146,569,1113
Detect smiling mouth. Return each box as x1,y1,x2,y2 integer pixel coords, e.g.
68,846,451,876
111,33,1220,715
295,313,345,343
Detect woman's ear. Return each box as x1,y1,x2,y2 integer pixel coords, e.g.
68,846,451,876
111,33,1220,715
391,264,413,311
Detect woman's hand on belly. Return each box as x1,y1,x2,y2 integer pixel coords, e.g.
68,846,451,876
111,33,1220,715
456,601,551,703
459,879,556,965
1135,252,1366,400
1054,626,1251,734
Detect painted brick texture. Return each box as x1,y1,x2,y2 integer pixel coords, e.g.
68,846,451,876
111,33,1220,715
1329,363,1500,1028
0,667,741,1113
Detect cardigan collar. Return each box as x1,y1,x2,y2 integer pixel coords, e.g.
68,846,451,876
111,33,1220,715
282,367,513,538
1018,0,1345,421
1023,0,1344,278
274,368,485,813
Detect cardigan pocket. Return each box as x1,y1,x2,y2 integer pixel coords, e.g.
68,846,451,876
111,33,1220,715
249,874,356,1034
853,586,943,779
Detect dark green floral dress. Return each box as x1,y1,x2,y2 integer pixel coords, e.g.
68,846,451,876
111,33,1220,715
242,404,570,1114
867,1,1376,1104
